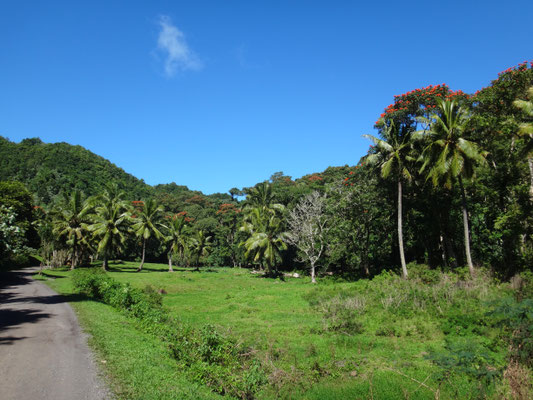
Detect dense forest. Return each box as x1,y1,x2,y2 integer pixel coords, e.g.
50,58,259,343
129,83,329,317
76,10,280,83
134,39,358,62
2,61,532,279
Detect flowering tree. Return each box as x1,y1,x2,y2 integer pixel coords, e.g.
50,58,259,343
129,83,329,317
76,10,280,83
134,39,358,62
0,205,27,258
418,100,487,277
286,191,329,283
513,86,533,200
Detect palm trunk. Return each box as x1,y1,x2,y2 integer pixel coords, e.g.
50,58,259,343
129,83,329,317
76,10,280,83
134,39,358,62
398,179,408,279
102,253,108,271
168,253,173,272
459,176,475,277
527,155,533,202
70,239,77,270
137,239,146,271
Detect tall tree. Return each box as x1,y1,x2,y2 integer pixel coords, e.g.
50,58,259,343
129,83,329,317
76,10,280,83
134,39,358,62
364,120,415,279
131,199,164,272
513,86,533,201
240,207,288,276
52,190,92,269
189,230,212,271
286,191,328,283
164,215,188,272
89,186,131,271
418,100,487,277
240,182,288,276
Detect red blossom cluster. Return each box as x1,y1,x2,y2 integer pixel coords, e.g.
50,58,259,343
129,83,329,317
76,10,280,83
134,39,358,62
474,60,532,99
342,163,365,186
375,84,471,125
307,174,323,182
498,60,531,76
186,195,206,204
216,203,241,215
172,211,194,222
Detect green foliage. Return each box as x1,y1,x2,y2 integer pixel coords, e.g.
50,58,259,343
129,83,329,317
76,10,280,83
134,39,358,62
488,297,533,367
0,137,153,204
427,338,502,397
71,268,267,398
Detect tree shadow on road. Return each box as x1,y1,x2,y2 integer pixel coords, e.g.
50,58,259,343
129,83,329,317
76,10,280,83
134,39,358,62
0,308,51,333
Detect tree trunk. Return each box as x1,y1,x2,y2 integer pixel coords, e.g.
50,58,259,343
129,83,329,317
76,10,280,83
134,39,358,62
70,250,76,270
310,261,316,283
398,179,408,279
527,155,533,202
137,239,146,272
363,228,370,276
102,253,108,271
168,253,173,272
459,176,475,277
70,240,77,270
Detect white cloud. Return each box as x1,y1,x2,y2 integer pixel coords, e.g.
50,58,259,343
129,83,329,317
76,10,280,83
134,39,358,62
156,15,202,77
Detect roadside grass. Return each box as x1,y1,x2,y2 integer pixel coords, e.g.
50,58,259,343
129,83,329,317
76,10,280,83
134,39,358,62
41,267,221,400
40,262,515,399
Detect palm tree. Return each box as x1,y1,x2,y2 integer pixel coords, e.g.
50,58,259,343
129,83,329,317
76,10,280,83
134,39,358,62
418,100,487,277
189,230,212,271
131,199,164,272
513,86,533,201
240,208,288,276
363,120,415,279
164,215,188,272
89,186,131,271
52,190,92,269
244,182,285,215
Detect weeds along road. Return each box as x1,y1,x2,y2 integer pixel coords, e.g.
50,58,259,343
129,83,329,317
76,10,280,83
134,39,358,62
0,267,110,400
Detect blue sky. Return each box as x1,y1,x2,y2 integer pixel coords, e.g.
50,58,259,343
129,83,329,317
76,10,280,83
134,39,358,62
1,1,532,194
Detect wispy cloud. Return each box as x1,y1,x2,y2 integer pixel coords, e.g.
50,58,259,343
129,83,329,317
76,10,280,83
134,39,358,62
156,15,202,77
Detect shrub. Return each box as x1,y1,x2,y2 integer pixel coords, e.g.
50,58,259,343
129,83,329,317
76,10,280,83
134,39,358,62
427,338,502,398
319,295,365,334
407,262,441,285
488,297,533,367
71,268,111,298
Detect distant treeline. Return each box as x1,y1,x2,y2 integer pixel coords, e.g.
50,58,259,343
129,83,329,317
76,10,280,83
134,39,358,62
1,61,532,279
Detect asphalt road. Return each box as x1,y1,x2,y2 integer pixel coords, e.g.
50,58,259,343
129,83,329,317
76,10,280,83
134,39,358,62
0,267,111,400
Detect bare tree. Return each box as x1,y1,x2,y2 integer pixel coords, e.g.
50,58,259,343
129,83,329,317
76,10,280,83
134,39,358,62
286,191,329,283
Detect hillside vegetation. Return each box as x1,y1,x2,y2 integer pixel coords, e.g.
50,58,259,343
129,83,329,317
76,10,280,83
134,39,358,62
2,61,533,399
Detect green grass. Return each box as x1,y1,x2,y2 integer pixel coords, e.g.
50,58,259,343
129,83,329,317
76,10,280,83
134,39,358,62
40,262,517,399
41,267,220,400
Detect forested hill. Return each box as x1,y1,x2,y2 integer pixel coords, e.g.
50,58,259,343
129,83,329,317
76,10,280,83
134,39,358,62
0,136,356,207
0,136,156,204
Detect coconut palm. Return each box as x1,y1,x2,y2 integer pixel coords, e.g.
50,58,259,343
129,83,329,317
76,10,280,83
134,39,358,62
513,86,533,201
131,199,164,272
52,190,92,269
189,230,212,271
418,100,487,277
244,182,284,215
240,207,288,276
164,215,188,272
363,120,415,279
89,186,131,271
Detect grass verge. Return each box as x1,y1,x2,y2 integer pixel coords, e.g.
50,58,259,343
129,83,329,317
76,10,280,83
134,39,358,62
39,269,221,400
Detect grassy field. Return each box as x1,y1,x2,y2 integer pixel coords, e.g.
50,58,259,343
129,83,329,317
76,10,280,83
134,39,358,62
39,262,520,399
